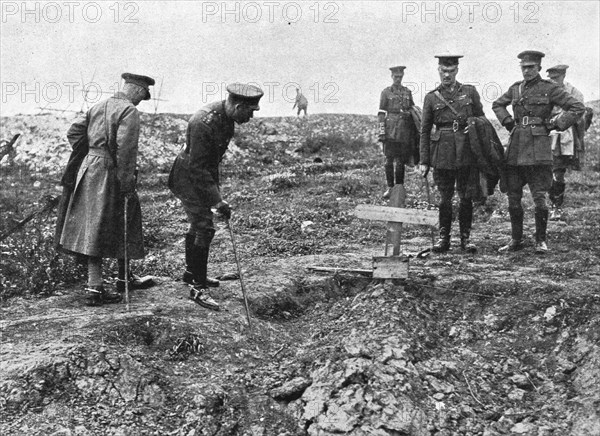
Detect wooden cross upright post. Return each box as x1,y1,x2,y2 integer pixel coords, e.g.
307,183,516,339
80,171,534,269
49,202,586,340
355,185,437,279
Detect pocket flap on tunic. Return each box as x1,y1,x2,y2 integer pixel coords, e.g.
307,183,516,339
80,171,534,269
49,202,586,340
528,95,550,104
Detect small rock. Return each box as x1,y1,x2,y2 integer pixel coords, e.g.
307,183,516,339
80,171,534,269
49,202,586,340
543,306,557,322
433,393,445,400
510,422,536,434
510,374,530,389
301,221,315,234
508,388,526,401
270,377,312,401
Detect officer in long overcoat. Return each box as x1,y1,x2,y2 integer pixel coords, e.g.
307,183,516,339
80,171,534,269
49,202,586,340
378,66,418,199
169,83,263,311
492,51,585,253
419,55,485,253
545,64,586,221
57,73,154,306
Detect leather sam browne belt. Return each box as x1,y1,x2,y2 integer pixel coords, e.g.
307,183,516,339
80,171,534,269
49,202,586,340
515,116,545,126
436,121,467,132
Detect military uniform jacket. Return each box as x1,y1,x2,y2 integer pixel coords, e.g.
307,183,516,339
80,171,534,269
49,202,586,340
379,85,416,145
169,101,234,206
492,75,585,166
419,82,484,169
57,93,144,259
550,82,585,159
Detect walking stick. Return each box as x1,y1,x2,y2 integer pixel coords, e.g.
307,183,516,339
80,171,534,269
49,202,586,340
226,219,251,328
123,196,130,310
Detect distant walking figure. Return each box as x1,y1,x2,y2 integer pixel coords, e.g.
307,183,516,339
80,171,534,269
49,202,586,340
293,88,308,118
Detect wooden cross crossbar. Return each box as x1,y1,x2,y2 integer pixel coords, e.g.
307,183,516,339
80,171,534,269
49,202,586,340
354,204,437,226
353,185,438,279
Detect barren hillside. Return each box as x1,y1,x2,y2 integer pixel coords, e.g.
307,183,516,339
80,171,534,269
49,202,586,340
1,104,599,436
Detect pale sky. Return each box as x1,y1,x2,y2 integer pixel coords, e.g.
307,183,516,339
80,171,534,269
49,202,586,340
1,1,599,117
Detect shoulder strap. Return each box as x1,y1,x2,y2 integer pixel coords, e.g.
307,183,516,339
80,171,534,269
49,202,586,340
434,91,460,117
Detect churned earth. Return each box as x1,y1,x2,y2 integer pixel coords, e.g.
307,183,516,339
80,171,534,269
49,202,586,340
1,108,599,435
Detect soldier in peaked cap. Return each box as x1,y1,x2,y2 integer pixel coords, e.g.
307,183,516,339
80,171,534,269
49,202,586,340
419,54,485,253
492,51,585,254
56,72,156,306
545,64,586,221
121,73,155,100
378,65,419,199
169,82,264,311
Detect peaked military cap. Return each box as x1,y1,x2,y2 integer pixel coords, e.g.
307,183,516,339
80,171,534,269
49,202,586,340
389,66,406,73
547,64,569,73
435,54,463,66
121,73,155,100
518,50,545,66
226,83,264,107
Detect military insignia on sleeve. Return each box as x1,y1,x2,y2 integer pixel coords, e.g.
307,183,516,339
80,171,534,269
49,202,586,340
200,110,220,125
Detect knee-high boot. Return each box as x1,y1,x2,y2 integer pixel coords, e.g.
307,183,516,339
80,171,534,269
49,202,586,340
535,208,549,253
459,201,476,252
433,204,452,253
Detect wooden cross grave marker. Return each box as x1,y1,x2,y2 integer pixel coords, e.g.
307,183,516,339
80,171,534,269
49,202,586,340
354,185,437,279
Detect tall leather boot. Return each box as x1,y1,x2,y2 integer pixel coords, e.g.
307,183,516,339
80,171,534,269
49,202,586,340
549,181,565,221
432,205,452,253
395,162,405,186
499,208,524,252
383,157,395,199
116,259,155,293
183,234,219,287
459,201,477,253
535,208,549,253
188,242,220,311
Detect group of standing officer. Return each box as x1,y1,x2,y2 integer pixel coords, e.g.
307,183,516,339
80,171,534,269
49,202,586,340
378,50,586,255
55,49,587,308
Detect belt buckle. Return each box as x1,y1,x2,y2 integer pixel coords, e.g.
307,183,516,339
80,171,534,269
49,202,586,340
522,116,529,126
452,120,459,132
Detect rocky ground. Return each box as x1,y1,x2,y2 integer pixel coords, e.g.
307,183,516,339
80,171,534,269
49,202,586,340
1,106,599,435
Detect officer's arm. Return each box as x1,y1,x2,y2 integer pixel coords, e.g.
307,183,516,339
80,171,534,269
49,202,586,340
377,90,387,138
66,112,88,148
188,120,222,205
409,91,415,108
419,95,434,166
549,86,586,131
471,88,485,117
116,106,140,193
573,87,584,104
492,88,514,128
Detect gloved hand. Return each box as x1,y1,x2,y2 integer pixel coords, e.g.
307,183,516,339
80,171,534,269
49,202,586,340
215,200,232,220
378,122,385,142
504,118,516,132
419,164,430,178
546,115,560,131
